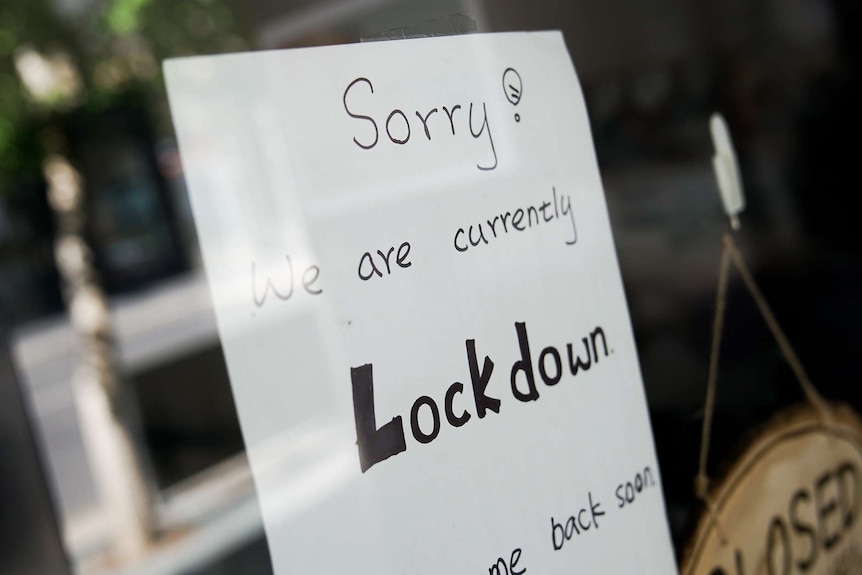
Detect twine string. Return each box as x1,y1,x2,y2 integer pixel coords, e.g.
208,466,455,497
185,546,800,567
723,236,832,423
695,232,833,545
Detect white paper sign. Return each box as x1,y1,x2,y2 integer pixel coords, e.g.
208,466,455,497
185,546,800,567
165,31,677,574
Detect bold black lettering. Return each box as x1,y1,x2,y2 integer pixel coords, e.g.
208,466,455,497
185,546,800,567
386,109,410,144
766,517,791,575
467,339,500,418
351,364,406,473
343,77,378,150
410,395,440,444
539,346,562,386
816,470,841,549
567,338,592,375
789,489,817,571
510,322,539,402
590,326,609,362
837,461,860,529
444,382,471,428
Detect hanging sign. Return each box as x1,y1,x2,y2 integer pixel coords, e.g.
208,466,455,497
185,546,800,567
682,405,862,575
165,31,676,574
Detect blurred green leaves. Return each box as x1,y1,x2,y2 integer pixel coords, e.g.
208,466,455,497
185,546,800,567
107,0,153,35
0,0,247,189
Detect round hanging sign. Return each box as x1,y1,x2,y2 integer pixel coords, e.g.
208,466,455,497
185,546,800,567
682,404,862,575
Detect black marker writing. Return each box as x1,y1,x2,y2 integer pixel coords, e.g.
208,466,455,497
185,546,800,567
551,492,606,551
343,77,378,149
488,547,527,575
351,321,612,473
615,466,656,509
453,187,577,253
357,241,412,281
469,102,497,170
343,77,498,171
351,363,407,473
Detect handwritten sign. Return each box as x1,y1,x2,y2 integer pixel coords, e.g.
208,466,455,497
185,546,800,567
164,31,677,574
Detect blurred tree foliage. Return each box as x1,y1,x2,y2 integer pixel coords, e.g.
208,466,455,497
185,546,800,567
0,0,247,187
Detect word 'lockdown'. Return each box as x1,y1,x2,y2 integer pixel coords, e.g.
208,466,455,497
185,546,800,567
351,321,611,473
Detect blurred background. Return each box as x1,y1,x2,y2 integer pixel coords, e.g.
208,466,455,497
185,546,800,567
1,0,860,573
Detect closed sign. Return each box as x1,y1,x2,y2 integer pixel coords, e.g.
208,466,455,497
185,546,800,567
683,405,862,575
